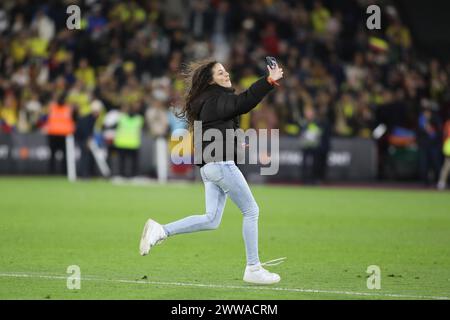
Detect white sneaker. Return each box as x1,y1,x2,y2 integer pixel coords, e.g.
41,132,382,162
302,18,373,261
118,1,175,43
437,181,446,190
243,263,281,285
139,219,167,256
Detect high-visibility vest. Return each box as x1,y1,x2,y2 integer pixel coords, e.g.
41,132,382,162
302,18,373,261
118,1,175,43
114,114,144,149
444,139,450,157
46,103,75,136
444,121,450,157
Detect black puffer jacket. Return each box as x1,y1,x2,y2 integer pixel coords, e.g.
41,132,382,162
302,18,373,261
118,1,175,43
192,77,274,166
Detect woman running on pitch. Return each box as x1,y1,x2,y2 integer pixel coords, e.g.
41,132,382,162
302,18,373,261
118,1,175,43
139,59,284,284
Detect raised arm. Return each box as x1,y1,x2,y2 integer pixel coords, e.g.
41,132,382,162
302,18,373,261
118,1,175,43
216,65,284,120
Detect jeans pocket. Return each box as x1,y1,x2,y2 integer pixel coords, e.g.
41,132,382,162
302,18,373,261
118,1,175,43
202,163,224,183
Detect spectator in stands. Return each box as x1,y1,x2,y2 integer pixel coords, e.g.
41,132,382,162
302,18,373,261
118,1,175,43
30,8,55,42
19,91,44,133
311,0,331,37
334,92,357,136
345,52,368,91
146,98,169,138
0,0,449,185
67,80,92,117
0,90,18,134
75,58,96,90
355,92,375,138
386,18,412,61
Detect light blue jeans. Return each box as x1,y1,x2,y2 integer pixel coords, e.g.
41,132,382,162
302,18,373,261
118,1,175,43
163,161,260,266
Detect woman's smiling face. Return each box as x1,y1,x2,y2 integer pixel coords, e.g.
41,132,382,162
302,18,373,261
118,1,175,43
211,63,232,88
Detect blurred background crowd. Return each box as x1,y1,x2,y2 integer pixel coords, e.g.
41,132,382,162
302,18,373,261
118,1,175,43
0,0,450,186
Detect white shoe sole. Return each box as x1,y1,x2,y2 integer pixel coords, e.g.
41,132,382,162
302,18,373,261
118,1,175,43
243,276,281,285
139,219,155,256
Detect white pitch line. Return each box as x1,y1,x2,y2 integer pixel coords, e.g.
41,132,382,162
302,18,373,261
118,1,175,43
0,272,448,300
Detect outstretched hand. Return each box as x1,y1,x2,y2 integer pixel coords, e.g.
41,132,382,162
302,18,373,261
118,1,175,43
267,64,284,81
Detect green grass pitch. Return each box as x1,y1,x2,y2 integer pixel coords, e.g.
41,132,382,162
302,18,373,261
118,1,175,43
0,177,449,300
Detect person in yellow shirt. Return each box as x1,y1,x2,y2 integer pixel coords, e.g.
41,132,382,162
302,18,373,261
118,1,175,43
67,80,92,117
10,32,28,64
27,30,49,59
75,58,96,89
0,92,18,132
334,93,356,136
130,1,146,24
311,1,331,35
386,20,412,49
120,76,144,106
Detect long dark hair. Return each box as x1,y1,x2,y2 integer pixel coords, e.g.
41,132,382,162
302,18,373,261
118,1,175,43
176,59,218,130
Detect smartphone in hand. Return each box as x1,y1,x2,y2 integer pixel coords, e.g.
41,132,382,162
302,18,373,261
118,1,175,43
266,56,278,69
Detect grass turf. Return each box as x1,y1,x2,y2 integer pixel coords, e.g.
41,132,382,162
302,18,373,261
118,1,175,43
0,177,449,300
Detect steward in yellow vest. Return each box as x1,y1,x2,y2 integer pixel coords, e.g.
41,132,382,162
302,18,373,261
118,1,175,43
114,107,144,177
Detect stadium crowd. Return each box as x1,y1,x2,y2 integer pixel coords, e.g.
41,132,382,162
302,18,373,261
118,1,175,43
0,0,449,185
